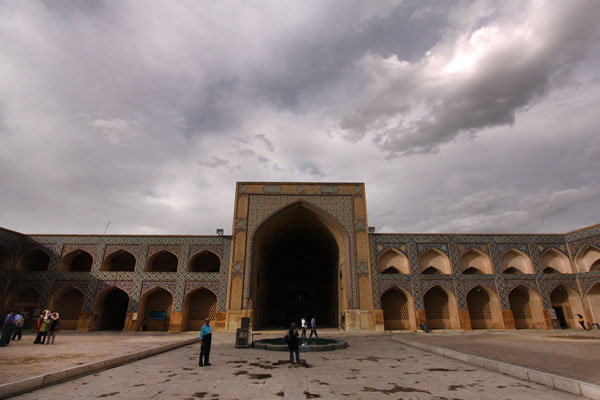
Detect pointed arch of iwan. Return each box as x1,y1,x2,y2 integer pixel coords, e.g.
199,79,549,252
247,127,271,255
48,286,85,330
466,285,503,329
381,286,415,330
460,249,493,275
182,287,217,330
135,287,174,331
419,249,451,275
377,248,409,274
501,249,534,274
575,245,600,273
508,285,546,329
423,285,460,329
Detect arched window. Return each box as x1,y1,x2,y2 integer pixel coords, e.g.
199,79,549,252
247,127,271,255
59,250,93,272
0,245,11,270
146,251,178,272
540,249,572,274
377,249,409,274
188,251,220,272
460,249,492,274
574,245,600,273
182,288,217,330
102,250,136,272
418,249,451,274
16,249,50,271
500,249,533,274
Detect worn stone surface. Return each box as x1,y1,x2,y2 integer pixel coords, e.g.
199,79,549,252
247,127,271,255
0,331,198,384
400,330,600,385
10,333,578,400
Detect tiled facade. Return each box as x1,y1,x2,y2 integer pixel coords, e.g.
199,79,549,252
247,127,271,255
1,182,600,332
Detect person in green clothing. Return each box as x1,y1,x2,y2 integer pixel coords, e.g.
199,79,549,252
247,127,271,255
199,318,212,367
38,313,51,344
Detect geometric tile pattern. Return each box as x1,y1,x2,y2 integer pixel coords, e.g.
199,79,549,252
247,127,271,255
370,229,600,313
0,228,231,316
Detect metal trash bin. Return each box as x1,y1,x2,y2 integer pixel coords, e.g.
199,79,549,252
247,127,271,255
235,328,250,348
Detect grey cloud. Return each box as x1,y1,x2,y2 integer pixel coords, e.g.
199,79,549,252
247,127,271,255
339,0,600,155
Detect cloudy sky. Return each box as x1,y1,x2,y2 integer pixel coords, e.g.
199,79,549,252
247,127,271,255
1,0,600,236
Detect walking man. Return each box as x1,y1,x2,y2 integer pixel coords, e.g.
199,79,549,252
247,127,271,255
0,310,18,346
309,316,318,338
301,317,307,338
199,318,212,367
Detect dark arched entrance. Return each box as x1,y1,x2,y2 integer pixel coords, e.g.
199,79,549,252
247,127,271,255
99,288,129,330
251,203,340,329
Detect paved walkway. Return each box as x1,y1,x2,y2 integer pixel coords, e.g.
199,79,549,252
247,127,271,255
0,331,198,384
401,330,600,385
11,332,579,400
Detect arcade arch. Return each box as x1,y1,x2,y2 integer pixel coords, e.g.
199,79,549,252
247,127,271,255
101,250,136,272
91,287,129,331
501,249,534,274
249,202,343,329
540,249,572,274
460,249,493,275
377,249,409,274
466,286,502,329
59,250,93,272
549,285,585,329
48,286,84,330
381,287,415,330
508,286,545,329
3,287,39,329
423,286,459,329
188,251,220,272
419,249,451,275
0,245,11,270
136,287,173,331
575,245,600,273
146,250,178,272
16,249,50,271
182,288,217,330
587,283,600,325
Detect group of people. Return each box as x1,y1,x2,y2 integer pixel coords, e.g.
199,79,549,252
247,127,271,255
0,309,60,347
287,316,318,365
0,310,27,346
33,310,61,345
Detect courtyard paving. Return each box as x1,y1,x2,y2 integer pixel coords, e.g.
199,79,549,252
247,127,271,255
8,331,582,400
0,331,198,384
396,329,600,385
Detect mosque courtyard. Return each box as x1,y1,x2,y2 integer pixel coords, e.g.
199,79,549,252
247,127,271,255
2,330,599,399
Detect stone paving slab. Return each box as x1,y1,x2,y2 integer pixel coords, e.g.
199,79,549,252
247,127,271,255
0,331,199,385
10,333,580,400
397,330,600,385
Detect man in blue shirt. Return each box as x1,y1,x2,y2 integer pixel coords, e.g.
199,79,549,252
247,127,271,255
310,316,318,338
199,318,212,367
0,310,18,346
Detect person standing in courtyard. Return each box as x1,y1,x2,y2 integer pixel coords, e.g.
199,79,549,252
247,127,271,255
286,322,300,364
301,317,307,338
310,316,318,338
11,311,23,341
35,311,50,344
577,314,587,330
0,310,19,346
47,312,60,344
199,318,212,367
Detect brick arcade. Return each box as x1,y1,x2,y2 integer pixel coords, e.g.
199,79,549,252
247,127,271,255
1,182,600,333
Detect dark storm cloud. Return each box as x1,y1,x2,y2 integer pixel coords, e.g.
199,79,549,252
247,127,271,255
338,0,600,155
0,0,599,235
